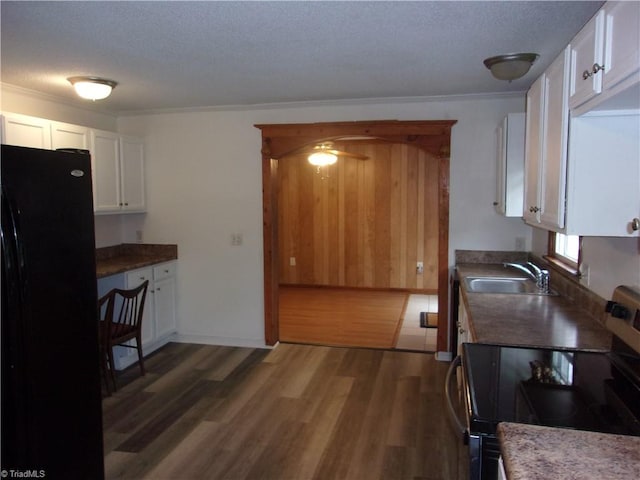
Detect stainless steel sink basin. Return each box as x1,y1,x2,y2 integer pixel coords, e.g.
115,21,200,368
464,276,557,295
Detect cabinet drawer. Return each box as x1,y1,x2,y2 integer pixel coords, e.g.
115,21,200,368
153,262,176,281
126,268,152,287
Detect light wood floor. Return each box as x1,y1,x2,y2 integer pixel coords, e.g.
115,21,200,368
279,286,409,349
103,342,466,480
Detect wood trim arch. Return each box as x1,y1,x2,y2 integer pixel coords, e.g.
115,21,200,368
256,120,456,352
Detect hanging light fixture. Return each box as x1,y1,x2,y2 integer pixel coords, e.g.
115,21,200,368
68,76,118,100
483,53,539,81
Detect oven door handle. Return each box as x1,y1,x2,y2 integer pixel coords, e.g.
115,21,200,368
445,355,469,444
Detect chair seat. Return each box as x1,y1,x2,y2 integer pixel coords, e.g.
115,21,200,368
99,321,137,342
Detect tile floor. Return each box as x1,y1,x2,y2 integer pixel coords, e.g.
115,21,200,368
395,294,439,352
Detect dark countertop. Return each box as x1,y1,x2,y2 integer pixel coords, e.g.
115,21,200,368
498,422,640,479
456,263,612,351
96,243,178,279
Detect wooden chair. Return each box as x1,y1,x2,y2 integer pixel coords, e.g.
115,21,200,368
98,280,149,392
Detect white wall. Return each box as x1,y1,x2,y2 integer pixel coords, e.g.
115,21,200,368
117,95,531,347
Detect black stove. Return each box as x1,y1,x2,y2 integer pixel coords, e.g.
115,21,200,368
463,342,640,436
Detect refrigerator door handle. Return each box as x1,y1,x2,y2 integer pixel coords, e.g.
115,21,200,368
1,186,27,299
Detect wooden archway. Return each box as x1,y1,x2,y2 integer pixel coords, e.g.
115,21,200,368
256,120,456,353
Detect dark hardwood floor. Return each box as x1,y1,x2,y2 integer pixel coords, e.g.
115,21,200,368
102,342,466,480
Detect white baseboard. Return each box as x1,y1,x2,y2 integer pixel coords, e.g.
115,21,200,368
173,334,274,350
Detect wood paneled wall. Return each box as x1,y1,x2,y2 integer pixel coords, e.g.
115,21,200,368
278,142,438,291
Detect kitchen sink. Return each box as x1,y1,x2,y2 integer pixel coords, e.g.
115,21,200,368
464,276,557,295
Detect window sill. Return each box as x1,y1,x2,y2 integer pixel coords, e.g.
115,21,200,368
542,255,580,278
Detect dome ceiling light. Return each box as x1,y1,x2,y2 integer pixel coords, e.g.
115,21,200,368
67,76,118,100
483,53,539,81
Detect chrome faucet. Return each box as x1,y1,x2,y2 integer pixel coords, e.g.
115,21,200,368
503,261,550,293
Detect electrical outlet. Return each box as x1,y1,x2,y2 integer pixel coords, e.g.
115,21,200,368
289,257,296,266
135,230,143,243
515,237,525,251
416,261,424,274
581,263,590,286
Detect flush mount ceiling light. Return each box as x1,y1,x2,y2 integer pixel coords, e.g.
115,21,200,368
483,53,539,81
67,76,118,100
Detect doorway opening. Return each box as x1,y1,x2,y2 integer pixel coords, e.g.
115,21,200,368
257,120,456,353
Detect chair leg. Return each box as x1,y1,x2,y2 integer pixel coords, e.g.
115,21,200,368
107,346,117,391
136,335,145,376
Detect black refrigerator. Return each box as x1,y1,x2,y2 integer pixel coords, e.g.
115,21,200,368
1,145,104,478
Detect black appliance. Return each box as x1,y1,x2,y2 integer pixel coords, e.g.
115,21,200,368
446,285,640,480
1,145,104,478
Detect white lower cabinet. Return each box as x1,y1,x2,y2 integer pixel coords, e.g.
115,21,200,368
151,263,177,340
99,261,177,370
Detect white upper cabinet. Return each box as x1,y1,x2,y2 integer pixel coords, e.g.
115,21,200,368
51,121,89,150
90,130,146,214
91,129,122,212
603,2,640,92
570,1,640,114
570,10,605,109
524,47,570,231
1,112,52,149
524,1,640,237
523,75,543,226
565,113,639,237
495,113,525,217
119,136,146,212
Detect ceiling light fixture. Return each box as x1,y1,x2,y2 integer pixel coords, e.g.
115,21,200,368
308,151,338,167
483,53,539,81
67,76,118,100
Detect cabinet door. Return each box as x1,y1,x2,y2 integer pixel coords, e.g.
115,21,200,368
539,48,570,231
51,121,89,150
119,136,146,212
1,113,51,149
153,275,176,339
603,1,640,91
125,268,155,348
495,121,507,215
523,75,544,224
570,10,605,109
91,129,121,213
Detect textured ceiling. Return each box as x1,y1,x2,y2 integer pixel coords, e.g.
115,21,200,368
0,1,604,114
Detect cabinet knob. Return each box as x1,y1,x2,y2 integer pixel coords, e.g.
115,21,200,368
632,218,640,231
492,202,498,206
582,69,592,80
592,63,605,75
124,202,129,206
156,287,161,292
529,206,540,213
